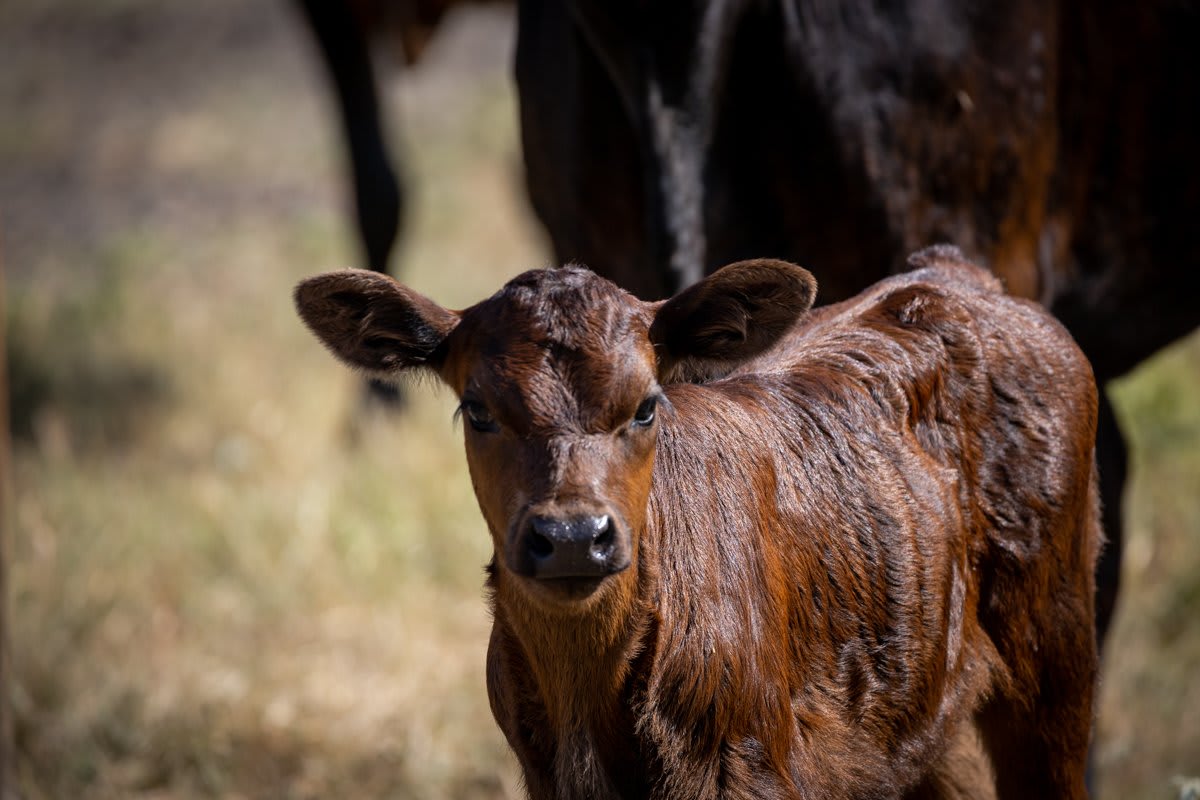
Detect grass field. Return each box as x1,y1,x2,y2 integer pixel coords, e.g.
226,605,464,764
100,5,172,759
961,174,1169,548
2,2,1197,798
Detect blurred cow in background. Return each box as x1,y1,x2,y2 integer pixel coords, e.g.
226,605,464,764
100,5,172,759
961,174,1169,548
298,0,1200,652
514,0,1200,654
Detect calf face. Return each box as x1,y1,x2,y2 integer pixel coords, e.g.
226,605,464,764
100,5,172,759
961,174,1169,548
295,260,816,609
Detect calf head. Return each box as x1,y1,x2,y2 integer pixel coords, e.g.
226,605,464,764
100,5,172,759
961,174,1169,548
295,261,815,610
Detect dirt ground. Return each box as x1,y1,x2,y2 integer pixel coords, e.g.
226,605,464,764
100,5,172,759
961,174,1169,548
2,1,1197,798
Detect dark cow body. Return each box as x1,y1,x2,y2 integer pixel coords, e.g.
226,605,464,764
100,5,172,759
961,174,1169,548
298,1,1198,644
515,0,1200,648
295,247,1101,798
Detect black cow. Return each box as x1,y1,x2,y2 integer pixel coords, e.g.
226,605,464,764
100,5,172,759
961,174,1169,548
296,0,1200,650
514,0,1200,652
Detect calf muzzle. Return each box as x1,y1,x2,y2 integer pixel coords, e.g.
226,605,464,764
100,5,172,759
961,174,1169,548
517,514,622,580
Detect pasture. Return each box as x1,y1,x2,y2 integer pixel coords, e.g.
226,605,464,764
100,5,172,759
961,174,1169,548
3,1,1197,797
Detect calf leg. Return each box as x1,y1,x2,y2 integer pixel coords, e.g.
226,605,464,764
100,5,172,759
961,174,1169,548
905,722,996,800
977,593,1096,800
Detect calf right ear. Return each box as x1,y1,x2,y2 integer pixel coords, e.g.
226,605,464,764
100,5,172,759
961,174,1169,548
294,270,460,376
650,259,816,382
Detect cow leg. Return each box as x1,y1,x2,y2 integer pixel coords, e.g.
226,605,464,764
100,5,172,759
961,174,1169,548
978,672,1093,799
904,722,996,800
977,593,1096,800
1093,390,1126,651
1083,390,1128,791
294,0,405,407
295,0,404,274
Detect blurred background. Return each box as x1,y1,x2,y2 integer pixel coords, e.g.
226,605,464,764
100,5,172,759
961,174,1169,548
1,1,1196,797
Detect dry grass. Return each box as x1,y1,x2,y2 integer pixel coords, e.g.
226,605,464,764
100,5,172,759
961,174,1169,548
1,1,1196,798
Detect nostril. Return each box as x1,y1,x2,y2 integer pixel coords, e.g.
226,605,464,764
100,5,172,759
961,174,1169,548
593,517,614,549
528,529,553,560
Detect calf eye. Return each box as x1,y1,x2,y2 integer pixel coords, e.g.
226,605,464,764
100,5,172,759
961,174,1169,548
461,400,499,434
632,396,658,428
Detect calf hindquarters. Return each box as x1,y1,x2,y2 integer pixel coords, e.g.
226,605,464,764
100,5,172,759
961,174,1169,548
865,262,1099,798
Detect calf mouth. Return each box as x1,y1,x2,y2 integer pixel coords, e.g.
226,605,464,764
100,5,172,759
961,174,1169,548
512,548,632,604
531,574,614,601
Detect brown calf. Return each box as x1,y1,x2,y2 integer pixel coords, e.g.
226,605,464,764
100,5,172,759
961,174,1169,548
295,246,1100,799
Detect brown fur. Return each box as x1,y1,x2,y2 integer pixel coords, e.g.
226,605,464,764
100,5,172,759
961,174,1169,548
295,246,1100,799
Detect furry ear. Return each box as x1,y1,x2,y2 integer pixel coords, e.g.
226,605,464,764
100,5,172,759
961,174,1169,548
650,259,816,382
294,270,459,376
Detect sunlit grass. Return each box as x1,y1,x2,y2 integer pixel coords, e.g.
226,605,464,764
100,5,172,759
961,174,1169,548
7,4,531,796
1099,335,1200,798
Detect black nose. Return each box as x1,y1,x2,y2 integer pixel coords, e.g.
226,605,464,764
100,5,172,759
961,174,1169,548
524,514,616,579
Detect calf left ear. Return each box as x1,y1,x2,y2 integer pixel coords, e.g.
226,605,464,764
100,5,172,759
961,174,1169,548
650,259,816,382
294,269,460,377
